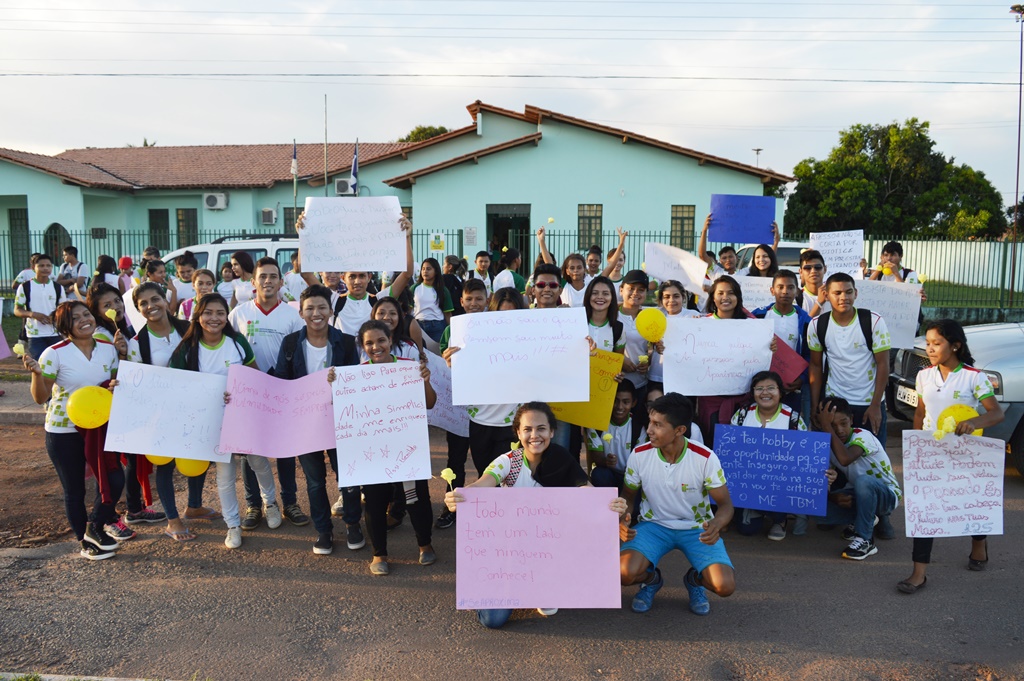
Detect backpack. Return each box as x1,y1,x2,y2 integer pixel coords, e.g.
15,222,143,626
815,308,873,387
137,317,190,365
612,319,623,350
18,279,63,342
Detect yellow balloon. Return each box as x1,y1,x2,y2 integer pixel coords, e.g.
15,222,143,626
937,404,983,436
635,307,668,343
146,454,174,466
882,266,893,276
66,386,113,429
175,458,210,477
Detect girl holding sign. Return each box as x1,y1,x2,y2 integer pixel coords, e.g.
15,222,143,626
444,402,628,628
170,293,282,550
896,320,1004,594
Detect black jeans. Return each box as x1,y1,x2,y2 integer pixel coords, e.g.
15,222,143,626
445,431,470,489
363,480,432,558
123,453,143,513
468,422,516,477
46,431,125,540
911,535,985,564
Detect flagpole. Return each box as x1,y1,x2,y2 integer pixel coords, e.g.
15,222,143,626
323,94,329,198
292,138,298,223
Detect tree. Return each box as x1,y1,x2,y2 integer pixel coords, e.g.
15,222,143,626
125,138,157,148
397,125,449,143
785,119,1006,239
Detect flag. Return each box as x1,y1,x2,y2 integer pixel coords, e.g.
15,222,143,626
351,139,359,195
291,142,298,177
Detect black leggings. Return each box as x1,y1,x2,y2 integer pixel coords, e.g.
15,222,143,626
468,422,515,476
445,431,470,489
46,431,125,540
912,535,985,564
363,480,433,558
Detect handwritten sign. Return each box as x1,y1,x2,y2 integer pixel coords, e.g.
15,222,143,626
644,242,709,309
731,274,776,313
455,487,621,610
448,308,589,405
662,317,774,396
105,363,230,463
424,350,469,437
902,431,1004,538
122,289,147,335
550,349,625,430
714,426,829,515
331,362,431,486
299,196,405,272
0,327,11,361
810,229,864,279
770,335,809,385
852,279,923,349
709,194,775,244
219,365,333,458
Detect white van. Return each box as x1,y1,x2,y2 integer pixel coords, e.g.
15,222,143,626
162,235,300,278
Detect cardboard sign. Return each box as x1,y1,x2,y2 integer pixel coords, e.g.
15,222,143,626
644,242,710,309
662,317,774,396
902,431,1004,538
455,487,621,610
331,362,432,486
299,196,405,273
219,365,334,458
105,363,230,463
852,279,923,349
448,308,589,405
708,194,776,244
550,349,625,430
810,229,864,279
714,425,830,515
769,335,809,385
424,350,470,438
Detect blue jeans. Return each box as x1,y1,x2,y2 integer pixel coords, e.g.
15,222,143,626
418,318,447,343
46,431,125,540
477,609,514,629
823,476,898,541
155,462,207,521
590,466,623,489
29,335,61,360
243,455,297,508
298,449,362,534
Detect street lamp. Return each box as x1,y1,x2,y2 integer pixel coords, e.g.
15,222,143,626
752,148,763,168
1010,5,1023,305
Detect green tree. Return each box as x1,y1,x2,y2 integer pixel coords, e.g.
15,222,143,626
397,125,450,143
125,138,157,148
785,119,1005,238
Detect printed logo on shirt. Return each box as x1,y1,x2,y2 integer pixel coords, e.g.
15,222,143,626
953,390,961,399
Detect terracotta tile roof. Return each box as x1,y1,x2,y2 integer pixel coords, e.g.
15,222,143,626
384,133,542,189
0,147,134,190
55,143,410,190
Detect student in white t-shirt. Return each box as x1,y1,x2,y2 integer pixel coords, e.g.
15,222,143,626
23,301,123,561
647,280,700,403
228,251,256,309
412,257,454,343
216,262,236,300
371,296,423,361
170,251,198,315
144,259,178,314
619,393,736,616
14,253,67,359
617,269,652,403
281,252,308,303
178,269,216,321
797,250,829,317
55,245,89,301
586,379,647,489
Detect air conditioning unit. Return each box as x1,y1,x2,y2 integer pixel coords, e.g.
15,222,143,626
204,193,228,210
260,208,277,226
334,177,356,196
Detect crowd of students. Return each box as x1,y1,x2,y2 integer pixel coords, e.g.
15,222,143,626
11,214,1002,627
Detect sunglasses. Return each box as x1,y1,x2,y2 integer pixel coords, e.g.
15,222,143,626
534,281,560,289
801,264,824,271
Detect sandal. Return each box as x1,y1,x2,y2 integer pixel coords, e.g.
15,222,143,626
897,577,927,594
164,528,197,542
968,539,988,571
184,507,222,521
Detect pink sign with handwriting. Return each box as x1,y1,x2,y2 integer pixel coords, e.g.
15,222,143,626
218,365,334,458
902,431,1004,538
331,362,431,486
456,487,621,610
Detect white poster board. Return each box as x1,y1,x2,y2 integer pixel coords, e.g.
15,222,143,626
331,362,432,486
810,229,864,279
852,279,923,349
644,242,709,309
105,363,230,463
299,196,405,272
902,431,1004,538
424,350,469,437
731,275,777,313
662,317,774,396
121,289,147,335
448,308,589,405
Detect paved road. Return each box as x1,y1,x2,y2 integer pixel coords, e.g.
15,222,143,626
1,421,1022,681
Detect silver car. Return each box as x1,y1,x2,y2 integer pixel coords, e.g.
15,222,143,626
888,322,1024,475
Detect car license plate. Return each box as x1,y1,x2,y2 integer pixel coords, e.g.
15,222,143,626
896,384,918,408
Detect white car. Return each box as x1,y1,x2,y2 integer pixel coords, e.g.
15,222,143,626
162,235,299,277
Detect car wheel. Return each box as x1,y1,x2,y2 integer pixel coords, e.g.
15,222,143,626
1009,422,1024,478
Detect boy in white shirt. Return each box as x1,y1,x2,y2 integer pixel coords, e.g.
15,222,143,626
586,380,646,489
14,253,67,359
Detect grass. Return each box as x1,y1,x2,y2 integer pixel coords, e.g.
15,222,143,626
2,313,20,346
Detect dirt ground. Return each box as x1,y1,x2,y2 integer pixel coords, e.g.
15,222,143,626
0,424,71,547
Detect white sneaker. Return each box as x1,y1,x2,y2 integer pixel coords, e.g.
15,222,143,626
768,523,786,541
331,495,346,518
537,608,558,616
224,527,242,549
265,503,282,529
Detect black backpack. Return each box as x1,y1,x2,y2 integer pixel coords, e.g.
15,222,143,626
816,308,873,387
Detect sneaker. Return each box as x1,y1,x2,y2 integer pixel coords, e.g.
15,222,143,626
792,515,809,536
768,523,786,541
631,567,663,613
124,507,166,524
875,514,895,540
83,524,120,551
842,516,879,541
537,608,558,616
283,504,310,527
369,559,390,575
104,518,137,541
265,503,282,529
225,526,242,549
80,541,116,561
346,524,365,550
240,506,262,531
684,568,710,616
435,509,456,530
313,532,334,555
331,495,346,518
842,537,878,560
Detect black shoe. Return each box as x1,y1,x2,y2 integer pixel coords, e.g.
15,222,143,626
84,524,120,551
346,524,365,550
435,509,456,530
313,532,334,555
80,541,116,561
240,506,262,531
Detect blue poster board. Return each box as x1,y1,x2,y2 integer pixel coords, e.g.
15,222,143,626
712,425,830,515
708,195,776,244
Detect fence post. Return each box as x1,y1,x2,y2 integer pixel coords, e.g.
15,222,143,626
456,229,464,259
999,240,1009,309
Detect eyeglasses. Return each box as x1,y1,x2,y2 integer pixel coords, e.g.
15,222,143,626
753,386,780,394
801,264,824,271
534,281,559,289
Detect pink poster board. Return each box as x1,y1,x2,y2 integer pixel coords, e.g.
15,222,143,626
0,326,11,361
769,335,808,386
455,487,621,610
219,365,334,457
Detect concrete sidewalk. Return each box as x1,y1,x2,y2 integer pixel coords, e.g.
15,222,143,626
0,380,44,425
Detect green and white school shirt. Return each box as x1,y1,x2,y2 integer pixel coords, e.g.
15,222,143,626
585,417,647,474
229,300,304,373
126,327,182,368
39,339,119,434
624,439,727,530
197,335,256,376
806,308,891,406
916,364,995,431
484,450,539,488
15,279,66,337
837,428,903,506
768,306,800,352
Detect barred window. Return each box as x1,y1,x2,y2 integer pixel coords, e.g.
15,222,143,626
670,205,696,250
176,208,198,247
149,209,170,251
577,204,603,251
283,207,300,235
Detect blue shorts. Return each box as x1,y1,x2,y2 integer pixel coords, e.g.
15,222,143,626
621,521,733,573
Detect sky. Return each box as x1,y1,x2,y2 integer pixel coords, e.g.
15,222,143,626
1,1,1021,206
